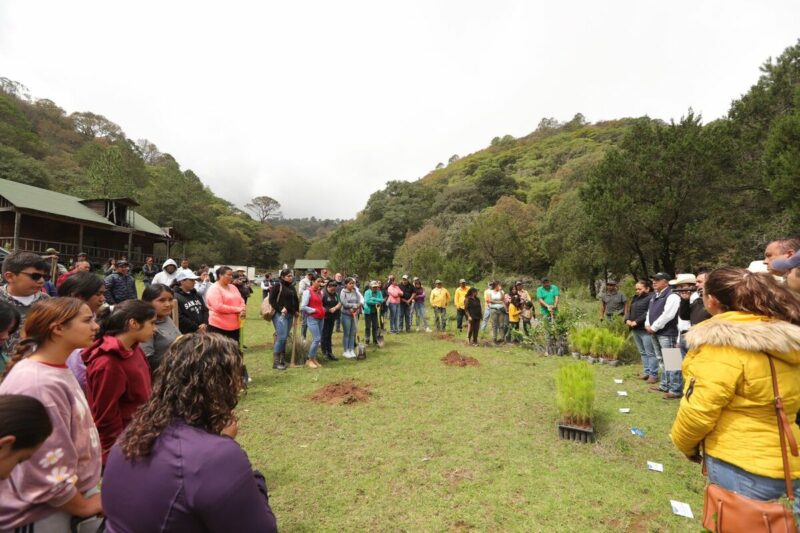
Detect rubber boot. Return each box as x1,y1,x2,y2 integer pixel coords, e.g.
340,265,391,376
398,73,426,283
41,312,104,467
273,352,286,371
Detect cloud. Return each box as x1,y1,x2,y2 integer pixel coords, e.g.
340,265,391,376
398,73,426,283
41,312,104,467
1,0,798,218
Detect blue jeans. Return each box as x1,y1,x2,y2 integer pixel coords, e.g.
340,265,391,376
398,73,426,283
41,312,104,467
306,316,322,359
414,301,429,330
707,455,800,517
632,329,658,378
652,334,681,394
400,303,412,332
341,313,356,351
388,303,400,333
481,307,491,332
272,314,294,354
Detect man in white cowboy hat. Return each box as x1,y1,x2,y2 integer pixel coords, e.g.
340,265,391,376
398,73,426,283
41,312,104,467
773,254,800,295
659,273,697,400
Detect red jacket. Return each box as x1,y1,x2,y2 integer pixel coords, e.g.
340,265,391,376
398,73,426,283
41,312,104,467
306,289,325,320
82,335,152,463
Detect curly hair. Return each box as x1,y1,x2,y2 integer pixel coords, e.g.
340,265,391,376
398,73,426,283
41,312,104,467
705,266,800,325
119,332,243,458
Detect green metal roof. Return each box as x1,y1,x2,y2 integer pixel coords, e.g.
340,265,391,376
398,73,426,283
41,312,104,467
294,259,329,270
0,178,166,237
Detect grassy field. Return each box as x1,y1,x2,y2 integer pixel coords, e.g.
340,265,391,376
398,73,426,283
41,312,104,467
234,290,704,532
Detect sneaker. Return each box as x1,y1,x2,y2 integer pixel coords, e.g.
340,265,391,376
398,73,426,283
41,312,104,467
306,359,320,369
343,351,356,359
663,392,682,400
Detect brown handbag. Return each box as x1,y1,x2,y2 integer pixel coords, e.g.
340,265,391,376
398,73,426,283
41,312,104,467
702,356,799,532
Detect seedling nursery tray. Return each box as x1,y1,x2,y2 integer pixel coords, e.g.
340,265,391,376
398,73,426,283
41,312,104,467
557,423,595,443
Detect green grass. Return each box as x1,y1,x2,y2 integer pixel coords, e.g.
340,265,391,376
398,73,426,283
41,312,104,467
233,290,704,532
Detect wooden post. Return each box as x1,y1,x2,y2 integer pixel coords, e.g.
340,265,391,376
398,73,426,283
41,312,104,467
127,230,133,260
78,224,84,252
12,210,20,251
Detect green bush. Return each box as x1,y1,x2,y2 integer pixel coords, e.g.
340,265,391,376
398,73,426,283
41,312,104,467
555,362,595,427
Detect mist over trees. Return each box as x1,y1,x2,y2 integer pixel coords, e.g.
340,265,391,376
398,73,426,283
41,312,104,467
1,39,798,280
315,40,800,287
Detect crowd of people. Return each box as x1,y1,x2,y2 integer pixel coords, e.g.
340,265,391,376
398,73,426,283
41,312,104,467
3,235,800,528
263,269,562,370
0,251,276,532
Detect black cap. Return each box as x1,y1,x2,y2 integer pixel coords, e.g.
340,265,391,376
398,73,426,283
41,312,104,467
652,272,671,281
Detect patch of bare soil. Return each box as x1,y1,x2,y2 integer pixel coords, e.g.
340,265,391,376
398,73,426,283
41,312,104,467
308,380,372,405
434,332,455,340
441,350,479,367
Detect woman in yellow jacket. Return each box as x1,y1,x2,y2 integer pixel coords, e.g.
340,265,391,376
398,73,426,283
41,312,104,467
670,267,800,514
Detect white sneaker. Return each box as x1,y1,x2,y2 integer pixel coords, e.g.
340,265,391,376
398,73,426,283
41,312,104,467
344,351,356,359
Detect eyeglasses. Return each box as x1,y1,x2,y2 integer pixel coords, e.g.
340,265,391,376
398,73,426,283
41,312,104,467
18,271,47,281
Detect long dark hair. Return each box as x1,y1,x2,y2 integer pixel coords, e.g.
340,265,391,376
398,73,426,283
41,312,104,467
0,394,52,449
96,300,156,339
0,301,21,338
705,267,800,325
2,298,86,379
119,332,243,458
57,272,104,301
141,283,173,302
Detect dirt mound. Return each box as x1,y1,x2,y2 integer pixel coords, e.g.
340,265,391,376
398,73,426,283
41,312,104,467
308,380,372,405
434,332,455,340
441,350,479,367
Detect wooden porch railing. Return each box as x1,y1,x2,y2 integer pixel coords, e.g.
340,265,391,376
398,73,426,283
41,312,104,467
0,237,166,265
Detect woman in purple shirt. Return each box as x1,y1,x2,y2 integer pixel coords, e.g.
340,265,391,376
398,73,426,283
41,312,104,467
102,332,277,532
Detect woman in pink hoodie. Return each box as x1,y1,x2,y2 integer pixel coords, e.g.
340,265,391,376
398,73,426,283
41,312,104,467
0,298,102,531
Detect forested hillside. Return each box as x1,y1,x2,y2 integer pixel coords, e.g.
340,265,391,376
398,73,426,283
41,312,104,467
0,78,316,268
310,40,800,290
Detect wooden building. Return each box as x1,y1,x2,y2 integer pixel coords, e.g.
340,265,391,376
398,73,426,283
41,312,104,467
0,178,171,264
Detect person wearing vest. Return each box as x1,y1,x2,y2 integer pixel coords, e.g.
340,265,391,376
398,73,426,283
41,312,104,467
300,273,325,369
321,280,341,361
625,279,657,383
646,271,682,399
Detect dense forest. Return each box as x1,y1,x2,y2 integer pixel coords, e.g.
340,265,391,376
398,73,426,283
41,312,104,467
1,40,798,285
308,40,800,291
0,79,341,267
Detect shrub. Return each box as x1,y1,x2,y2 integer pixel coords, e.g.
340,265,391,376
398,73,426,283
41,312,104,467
555,362,595,427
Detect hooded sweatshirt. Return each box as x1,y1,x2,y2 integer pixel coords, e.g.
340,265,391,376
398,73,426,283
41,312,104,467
83,335,152,463
140,316,181,372
174,287,209,333
0,359,102,529
670,311,800,478
152,259,178,287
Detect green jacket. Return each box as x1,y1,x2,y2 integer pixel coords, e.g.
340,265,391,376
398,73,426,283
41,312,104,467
363,289,383,315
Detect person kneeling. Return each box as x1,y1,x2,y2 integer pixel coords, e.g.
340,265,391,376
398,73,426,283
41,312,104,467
102,332,278,532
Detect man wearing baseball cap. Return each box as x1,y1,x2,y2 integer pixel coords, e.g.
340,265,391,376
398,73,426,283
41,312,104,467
773,254,800,295
645,272,682,399
430,280,451,332
600,280,627,321
453,279,470,334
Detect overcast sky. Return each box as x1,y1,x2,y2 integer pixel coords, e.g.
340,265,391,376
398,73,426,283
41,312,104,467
1,2,798,220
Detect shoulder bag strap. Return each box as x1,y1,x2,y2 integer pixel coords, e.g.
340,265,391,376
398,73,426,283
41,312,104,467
767,355,799,501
